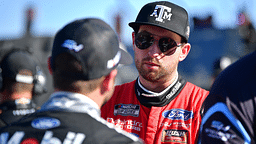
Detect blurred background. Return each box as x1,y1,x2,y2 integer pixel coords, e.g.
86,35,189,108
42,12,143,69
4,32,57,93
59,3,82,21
0,0,255,106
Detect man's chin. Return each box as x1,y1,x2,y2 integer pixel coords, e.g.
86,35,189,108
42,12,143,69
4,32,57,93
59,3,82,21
141,73,161,83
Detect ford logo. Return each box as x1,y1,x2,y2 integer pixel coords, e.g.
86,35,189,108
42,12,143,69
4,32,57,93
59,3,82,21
31,117,60,129
162,109,193,121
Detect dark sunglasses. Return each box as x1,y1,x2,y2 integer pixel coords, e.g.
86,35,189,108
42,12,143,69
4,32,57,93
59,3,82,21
135,31,182,53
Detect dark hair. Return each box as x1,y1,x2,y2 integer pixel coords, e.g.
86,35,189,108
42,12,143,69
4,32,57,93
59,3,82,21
53,53,103,92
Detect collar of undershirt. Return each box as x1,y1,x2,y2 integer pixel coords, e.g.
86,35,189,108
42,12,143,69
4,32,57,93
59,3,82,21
135,75,186,107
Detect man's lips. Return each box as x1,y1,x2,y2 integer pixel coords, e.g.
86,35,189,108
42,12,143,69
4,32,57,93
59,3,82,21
143,61,159,69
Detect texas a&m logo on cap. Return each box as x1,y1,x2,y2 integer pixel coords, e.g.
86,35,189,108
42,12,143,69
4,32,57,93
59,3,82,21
150,5,173,23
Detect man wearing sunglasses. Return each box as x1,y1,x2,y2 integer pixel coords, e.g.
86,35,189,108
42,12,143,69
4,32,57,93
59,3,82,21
101,1,209,144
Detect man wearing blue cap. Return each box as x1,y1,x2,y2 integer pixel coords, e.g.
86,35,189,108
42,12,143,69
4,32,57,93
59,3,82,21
101,1,209,144
0,18,144,144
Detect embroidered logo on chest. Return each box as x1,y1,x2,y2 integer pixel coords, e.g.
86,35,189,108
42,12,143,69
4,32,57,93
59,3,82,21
162,109,193,121
114,104,140,117
161,129,188,143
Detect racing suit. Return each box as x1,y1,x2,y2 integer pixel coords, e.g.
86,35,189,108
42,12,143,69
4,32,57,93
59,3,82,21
198,51,256,144
0,98,37,127
0,92,144,144
101,76,209,144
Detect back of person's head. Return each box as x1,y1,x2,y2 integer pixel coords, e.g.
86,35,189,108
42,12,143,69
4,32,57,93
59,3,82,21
49,18,133,93
53,53,105,93
0,49,47,98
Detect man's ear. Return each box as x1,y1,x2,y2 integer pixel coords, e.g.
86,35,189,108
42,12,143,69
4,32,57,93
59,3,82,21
101,69,117,93
47,56,53,75
179,43,191,62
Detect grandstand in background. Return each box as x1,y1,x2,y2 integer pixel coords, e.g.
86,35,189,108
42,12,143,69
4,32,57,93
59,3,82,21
1,7,255,106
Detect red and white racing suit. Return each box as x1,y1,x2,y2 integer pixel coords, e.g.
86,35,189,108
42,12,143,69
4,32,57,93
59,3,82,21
101,78,208,144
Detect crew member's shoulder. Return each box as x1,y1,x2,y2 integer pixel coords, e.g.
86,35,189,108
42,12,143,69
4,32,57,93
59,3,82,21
212,51,256,91
86,113,143,143
0,112,38,132
184,82,209,94
0,111,144,144
114,80,136,91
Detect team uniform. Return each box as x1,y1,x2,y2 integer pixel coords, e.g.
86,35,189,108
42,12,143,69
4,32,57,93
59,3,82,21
0,92,143,144
0,98,37,127
0,49,47,128
198,51,256,144
101,76,209,144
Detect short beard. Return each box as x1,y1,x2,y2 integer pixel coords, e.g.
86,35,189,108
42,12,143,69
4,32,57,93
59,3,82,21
135,59,166,83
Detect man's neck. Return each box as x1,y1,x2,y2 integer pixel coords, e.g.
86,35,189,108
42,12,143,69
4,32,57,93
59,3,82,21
0,91,32,104
139,71,178,93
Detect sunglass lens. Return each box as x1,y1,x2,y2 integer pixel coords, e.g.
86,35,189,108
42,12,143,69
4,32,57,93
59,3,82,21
135,33,154,49
159,38,177,52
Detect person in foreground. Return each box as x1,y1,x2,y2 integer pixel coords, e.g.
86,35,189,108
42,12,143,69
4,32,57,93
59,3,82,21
0,18,144,144
198,51,256,144
0,49,47,127
101,1,209,144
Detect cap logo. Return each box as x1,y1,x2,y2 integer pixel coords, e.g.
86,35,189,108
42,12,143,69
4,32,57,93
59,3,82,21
150,5,172,23
62,39,84,52
107,51,121,69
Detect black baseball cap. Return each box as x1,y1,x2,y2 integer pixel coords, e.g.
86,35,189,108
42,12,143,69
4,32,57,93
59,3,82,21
1,50,37,84
50,18,133,80
129,1,190,42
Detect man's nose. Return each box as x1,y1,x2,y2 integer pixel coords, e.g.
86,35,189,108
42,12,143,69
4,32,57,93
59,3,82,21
148,41,162,59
